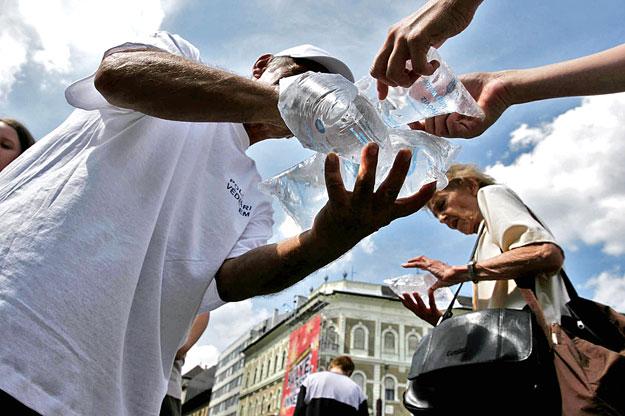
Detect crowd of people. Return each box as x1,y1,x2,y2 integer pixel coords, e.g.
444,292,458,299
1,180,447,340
1,0,624,414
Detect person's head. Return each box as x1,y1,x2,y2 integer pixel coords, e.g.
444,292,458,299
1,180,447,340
251,44,354,86
427,164,496,235
0,119,35,173
328,355,355,376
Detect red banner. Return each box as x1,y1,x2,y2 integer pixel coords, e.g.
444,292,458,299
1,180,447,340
280,314,322,416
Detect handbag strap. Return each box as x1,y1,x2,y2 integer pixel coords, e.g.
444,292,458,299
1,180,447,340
439,222,485,323
521,204,580,301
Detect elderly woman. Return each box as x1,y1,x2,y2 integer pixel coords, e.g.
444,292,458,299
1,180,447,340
0,118,35,173
401,163,570,327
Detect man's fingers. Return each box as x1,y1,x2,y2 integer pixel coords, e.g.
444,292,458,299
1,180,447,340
407,41,437,77
385,41,411,87
377,80,390,101
324,153,348,206
394,181,436,218
371,39,396,88
376,148,412,203
352,143,379,200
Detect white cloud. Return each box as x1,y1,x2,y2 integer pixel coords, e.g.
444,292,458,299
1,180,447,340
359,235,377,254
193,300,271,363
584,269,625,312
0,0,169,101
509,123,550,151
486,93,625,255
182,344,219,373
0,2,29,101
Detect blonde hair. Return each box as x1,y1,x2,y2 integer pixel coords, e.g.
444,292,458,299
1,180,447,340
445,164,496,189
426,163,496,212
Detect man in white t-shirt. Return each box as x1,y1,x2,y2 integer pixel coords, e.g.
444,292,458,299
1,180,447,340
0,32,435,416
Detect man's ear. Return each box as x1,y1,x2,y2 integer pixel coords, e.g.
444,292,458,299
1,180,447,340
252,54,273,79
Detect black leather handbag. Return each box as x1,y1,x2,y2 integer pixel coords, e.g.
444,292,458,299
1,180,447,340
403,226,561,415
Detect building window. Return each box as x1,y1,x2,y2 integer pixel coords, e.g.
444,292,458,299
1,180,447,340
350,323,368,353
352,371,366,391
282,350,287,369
354,328,365,349
325,325,339,351
384,377,396,401
407,334,420,355
382,328,398,354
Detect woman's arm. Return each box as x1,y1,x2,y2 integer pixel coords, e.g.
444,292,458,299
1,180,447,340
410,43,625,138
402,242,564,291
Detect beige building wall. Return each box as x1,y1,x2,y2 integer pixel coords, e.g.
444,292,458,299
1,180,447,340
237,280,468,416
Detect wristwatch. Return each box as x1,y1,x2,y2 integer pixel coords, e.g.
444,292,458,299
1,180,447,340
467,260,479,284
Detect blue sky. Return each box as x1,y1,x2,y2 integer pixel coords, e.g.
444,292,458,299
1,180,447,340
2,0,625,369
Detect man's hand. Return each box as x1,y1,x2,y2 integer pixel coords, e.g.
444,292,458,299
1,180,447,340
402,255,468,292
310,143,436,252
371,0,483,100
401,291,442,326
216,143,435,302
407,71,513,138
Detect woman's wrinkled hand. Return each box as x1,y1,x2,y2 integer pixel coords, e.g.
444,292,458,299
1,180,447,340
402,255,468,292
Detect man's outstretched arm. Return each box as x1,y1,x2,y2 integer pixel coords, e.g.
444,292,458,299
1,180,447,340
94,49,284,126
215,143,436,302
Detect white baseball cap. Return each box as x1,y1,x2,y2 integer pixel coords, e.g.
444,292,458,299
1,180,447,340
275,44,354,82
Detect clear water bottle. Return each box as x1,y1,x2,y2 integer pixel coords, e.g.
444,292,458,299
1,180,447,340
278,72,389,164
356,48,485,129
258,153,359,231
384,273,454,309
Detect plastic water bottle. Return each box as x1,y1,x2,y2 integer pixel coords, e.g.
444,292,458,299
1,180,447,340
384,273,454,309
357,47,485,129
278,72,389,164
258,153,359,231
259,130,458,232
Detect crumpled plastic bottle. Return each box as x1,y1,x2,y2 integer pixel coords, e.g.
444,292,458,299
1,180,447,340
357,47,485,129
263,47,479,232
384,273,455,309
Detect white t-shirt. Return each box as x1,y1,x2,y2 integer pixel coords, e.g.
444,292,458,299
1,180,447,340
166,358,184,400
473,185,569,324
0,32,273,416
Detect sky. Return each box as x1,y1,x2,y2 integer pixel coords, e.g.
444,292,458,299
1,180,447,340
2,0,625,371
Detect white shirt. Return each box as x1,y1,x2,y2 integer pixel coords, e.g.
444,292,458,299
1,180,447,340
474,185,569,324
0,32,273,416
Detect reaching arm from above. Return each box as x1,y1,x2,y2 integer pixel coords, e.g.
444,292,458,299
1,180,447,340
215,143,436,302
409,43,625,138
94,49,285,127
371,0,483,99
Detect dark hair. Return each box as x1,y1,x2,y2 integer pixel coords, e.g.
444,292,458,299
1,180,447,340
1,119,35,154
329,355,355,373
